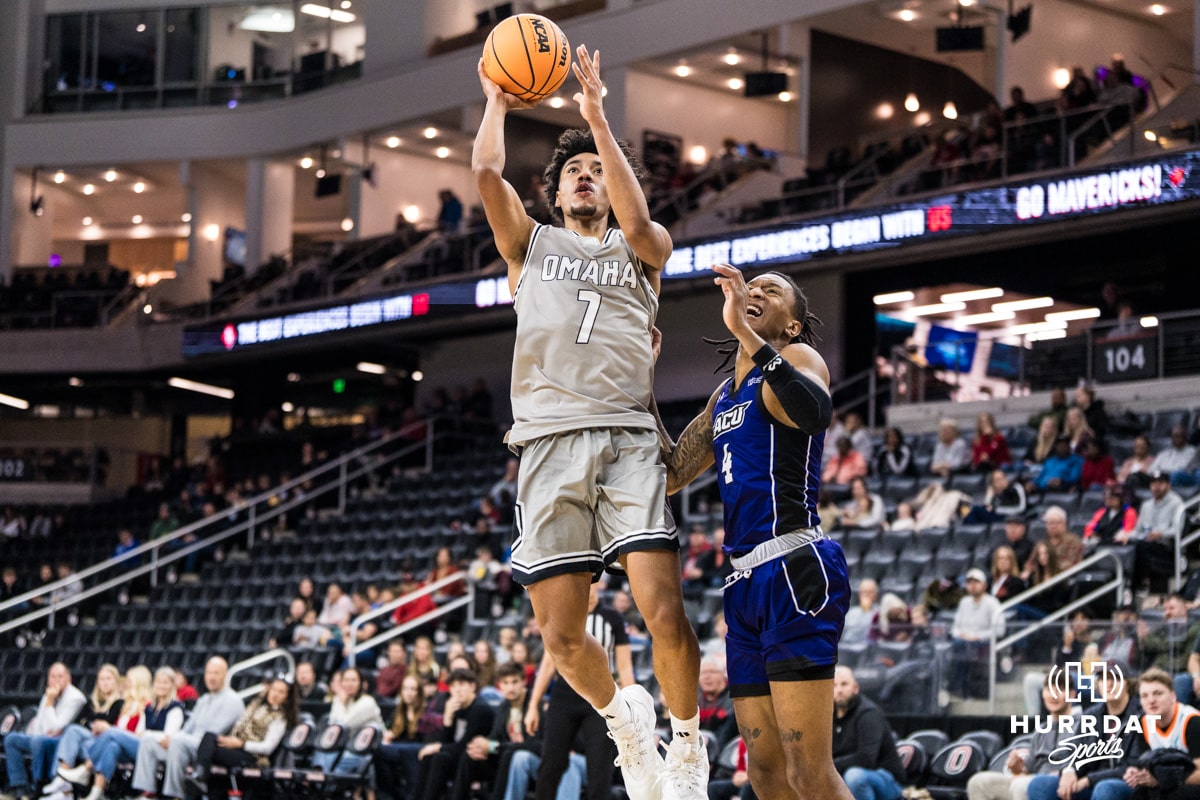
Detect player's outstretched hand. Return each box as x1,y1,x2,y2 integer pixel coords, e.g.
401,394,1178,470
713,263,753,339
478,59,539,110
571,45,605,127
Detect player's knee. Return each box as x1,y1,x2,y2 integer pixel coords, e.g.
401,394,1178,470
639,600,695,644
540,625,587,662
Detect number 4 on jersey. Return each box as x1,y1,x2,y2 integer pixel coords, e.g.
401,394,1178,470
722,443,734,484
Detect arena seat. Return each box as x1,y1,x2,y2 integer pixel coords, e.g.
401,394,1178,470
926,739,988,798
908,729,950,756
895,738,929,786
957,730,1004,760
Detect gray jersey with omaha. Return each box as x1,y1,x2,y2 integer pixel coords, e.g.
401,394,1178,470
508,224,659,446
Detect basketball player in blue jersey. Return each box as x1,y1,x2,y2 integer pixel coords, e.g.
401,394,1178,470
663,264,854,800
473,46,707,800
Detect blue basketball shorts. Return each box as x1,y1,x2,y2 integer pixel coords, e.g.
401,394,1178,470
723,537,850,697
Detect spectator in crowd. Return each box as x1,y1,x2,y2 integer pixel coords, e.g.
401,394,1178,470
823,436,869,486
1018,541,1065,620
831,666,906,800
611,589,646,638
490,458,519,507
1056,68,1098,115
2,662,89,799
1005,85,1039,122
1074,386,1109,442
843,412,874,462
437,189,464,234
2,505,27,539
1151,428,1197,485
407,635,441,689
1120,668,1200,798
311,667,384,773
297,576,323,615
1029,387,1069,432
1142,594,1199,676
697,656,735,747
1034,437,1084,493
971,412,1012,472
509,639,537,684
292,607,333,649
1097,607,1141,667
1081,439,1116,489
1026,415,1062,466
874,427,917,479
473,639,500,693
428,546,466,603
376,640,409,699
931,418,971,478
49,562,83,609
869,593,913,644
112,528,141,570
339,590,379,668
172,670,198,704
841,477,886,529
681,525,715,597
890,502,917,531
1084,481,1139,547
990,546,1027,602
1,566,22,606
376,675,429,800
968,675,1073,800
1043,505,1085,570
950,568,1005,698
1029,662,1141,799
818,489,843,531
844,579,880,646
318,582,355,628
998,515,1035,567
459,662,532,800
1064,407,1096,456
413,669,495,800
1118,436,1156,488
294,661,327,702
185,678,298,800
967,470,1028,524
149,502,179,541
43,663,125,789
131,656,245,800
1134,471,1187,593
77,666,185,800
269,597,309,648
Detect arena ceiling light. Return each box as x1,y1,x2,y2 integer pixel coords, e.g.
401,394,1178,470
940,287,1003,303
240,7,295,32
0,392,31,410
1027,329,1067,341
356,361,386,375
300,4,356,23
991,320,1068,338
872,290,914,305
167,377,234,400
1045,307,1101,322
955,310,1015,326
905,301,966,316
993,296,1054,312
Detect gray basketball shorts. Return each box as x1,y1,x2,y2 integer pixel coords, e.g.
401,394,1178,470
510,427,678,586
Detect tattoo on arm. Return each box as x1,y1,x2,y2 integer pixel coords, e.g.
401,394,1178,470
780,729,804,744
665,413,715,495
737,725,763,742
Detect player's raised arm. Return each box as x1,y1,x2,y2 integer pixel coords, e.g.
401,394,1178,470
664,388,720,495
571,46,672,278
713,263,832,433
472,60,537,285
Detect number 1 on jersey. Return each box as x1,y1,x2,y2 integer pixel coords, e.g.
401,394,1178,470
575,289,603,344
721,443,734,484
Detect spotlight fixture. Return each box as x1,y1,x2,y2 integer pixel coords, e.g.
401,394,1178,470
904,93,920,112
385,136,400,148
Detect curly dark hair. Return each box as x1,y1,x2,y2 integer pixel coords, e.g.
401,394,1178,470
704,271,822,373
541,128,646,225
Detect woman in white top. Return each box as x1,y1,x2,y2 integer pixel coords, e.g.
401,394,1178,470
840,477,887,528
313,667,384,774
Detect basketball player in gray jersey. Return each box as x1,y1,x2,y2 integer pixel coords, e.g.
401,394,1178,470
473,45,706,800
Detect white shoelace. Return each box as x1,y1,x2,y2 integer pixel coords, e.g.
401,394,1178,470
662,740,708,793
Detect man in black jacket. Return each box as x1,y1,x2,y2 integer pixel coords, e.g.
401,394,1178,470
458,662,533,799
832,666,906,800
413,668,496,800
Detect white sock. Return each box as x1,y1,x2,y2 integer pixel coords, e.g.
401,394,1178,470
596,682,631,725
670,712,700,744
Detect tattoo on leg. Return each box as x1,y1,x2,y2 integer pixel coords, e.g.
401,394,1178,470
737,725,763,742
781,729,804,744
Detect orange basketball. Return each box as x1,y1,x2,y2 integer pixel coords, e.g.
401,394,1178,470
482,14,571,102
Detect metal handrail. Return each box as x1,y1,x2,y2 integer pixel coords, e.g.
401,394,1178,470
227,647,297,700
350,579,476,658
986,549,1125,713
0,418,439,626
346,572,471,655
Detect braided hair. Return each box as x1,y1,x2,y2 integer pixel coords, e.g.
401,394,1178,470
542,129,646,226
704,271,822,373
